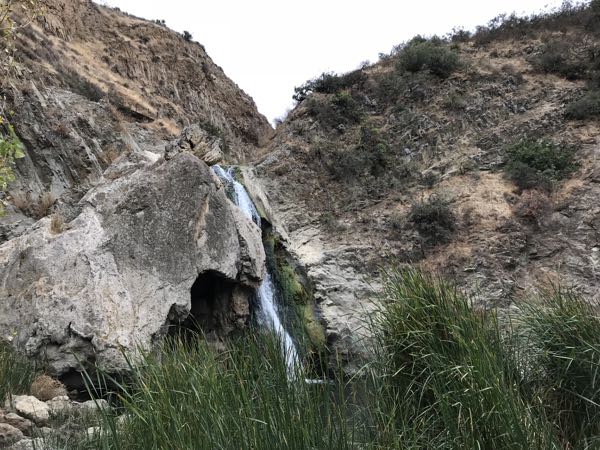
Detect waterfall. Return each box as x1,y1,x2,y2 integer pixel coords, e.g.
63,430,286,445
212,165,301,376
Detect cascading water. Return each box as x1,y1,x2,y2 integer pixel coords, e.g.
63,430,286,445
212,165,301,376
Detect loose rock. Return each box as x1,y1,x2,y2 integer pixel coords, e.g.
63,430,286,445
8,437,51,450
45,396,73,417
1,413,32,435
0,423,24,447
10,396,50,426
80,399,109,413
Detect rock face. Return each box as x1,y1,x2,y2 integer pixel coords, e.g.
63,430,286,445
0,0,271,384
0,151,265,377
249,13,600,370
242,169,376,370
12,0,272,162
165,124,225,165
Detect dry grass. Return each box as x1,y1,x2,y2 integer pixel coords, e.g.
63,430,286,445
9,192,31,212
37,192,55,218
49,214,65,234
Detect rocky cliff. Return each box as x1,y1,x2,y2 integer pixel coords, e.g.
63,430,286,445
0,0,271,380
3,0,272,222
249,5,600,367
3,0,600,378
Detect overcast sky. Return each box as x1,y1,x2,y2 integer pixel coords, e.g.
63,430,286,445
98,0,568,123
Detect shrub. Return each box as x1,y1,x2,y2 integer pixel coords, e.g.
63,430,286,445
565,90,600,119
306,91,362,128
534,41,585,80
504,140,577,191
183,30,192,41
321,125,392,183
0,123,25,215
443,92,467,110
293,70,366,102
408,195,456,244
398,38,460,78
356,124,390,177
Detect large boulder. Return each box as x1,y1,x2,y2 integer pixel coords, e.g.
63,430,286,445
0,152,265,377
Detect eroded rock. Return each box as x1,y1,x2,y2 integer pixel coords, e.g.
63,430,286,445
165,124,225,165
0,153,265,378
1,413,33,436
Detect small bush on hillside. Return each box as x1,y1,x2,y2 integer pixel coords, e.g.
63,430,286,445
534,41,585,80
565,90,600,119
183,31,192,41
321,125,394,184
306,91,362,128
375,70,406,102
293,70,367,102
443,92,467,110
356,124,391,177
450,27,472,43
398,37,460,78
408,195,456,244
504,140,577,191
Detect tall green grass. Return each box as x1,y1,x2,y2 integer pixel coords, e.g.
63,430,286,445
370,269,559,449
92,332,355,450
520,290,600,448
0,340,37,400
28,268,600,449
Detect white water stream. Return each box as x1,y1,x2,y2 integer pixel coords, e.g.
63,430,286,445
212,165,301,376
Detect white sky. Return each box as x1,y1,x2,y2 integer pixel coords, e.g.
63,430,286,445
98,0,568,123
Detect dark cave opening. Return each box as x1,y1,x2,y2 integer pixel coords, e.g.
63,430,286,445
171,270,240,340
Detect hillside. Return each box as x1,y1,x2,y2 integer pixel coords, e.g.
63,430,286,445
2,1,600,448
249,3,600,364
2,0,271,228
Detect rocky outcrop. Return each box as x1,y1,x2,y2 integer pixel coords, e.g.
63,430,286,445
0,0,273,380
0,151,265,377
12,0,272,162
249,16,600,371
165,124,224,165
